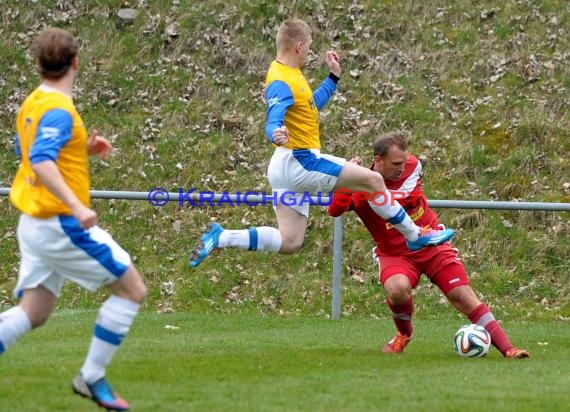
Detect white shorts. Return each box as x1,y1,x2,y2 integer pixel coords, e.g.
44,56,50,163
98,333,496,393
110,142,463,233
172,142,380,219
14,214,131,298
267,147,346,217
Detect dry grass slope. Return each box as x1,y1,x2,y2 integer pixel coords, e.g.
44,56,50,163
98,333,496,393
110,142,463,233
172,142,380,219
0,0,568,320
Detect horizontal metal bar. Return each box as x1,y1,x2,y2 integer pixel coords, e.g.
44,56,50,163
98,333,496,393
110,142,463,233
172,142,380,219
1,188,569,211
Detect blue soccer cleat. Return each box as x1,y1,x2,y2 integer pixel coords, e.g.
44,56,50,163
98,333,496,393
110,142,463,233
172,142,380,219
72,374,129,411
406,227,455,251
188,222,224,267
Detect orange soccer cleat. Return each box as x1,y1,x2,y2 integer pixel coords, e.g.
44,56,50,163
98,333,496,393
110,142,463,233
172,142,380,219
505,347,530,359
382,332,412,353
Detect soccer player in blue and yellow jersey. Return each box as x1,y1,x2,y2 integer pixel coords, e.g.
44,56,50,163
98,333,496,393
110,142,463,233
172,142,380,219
0,28,146,411
190,18,454,267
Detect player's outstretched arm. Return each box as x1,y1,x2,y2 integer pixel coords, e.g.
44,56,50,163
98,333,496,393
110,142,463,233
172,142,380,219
328,190,353,217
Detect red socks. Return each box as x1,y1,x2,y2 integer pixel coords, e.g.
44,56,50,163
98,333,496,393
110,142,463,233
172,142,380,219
387,296,414,337
468,303,513,355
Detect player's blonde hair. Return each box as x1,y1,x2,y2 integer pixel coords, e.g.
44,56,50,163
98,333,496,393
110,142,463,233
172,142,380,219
276,18,311,51
32,28,79,80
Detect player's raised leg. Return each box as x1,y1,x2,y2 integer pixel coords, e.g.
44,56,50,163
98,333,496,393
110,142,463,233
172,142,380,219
188,203,308,267
188,222,284,267
334,162,454,250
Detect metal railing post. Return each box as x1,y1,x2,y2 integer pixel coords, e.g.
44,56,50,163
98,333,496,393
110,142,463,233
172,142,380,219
331,215,343,320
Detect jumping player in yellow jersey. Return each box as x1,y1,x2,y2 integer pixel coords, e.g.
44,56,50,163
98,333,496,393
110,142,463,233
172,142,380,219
1,28,146,411
189,18,454,267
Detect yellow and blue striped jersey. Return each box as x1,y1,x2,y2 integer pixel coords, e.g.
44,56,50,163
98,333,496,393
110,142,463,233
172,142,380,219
264,60,338,150
10,85,90,217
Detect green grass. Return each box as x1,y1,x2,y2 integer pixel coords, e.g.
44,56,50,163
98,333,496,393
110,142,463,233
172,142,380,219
1,4,568,409
1,310,568,412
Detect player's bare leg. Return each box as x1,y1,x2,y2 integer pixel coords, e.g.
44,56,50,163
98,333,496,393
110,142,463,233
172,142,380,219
335,163,454,250
275,204,307,253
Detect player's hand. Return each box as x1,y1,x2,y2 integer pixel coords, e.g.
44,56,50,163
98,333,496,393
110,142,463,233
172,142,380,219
72,203,98,229
88,130,112,160
272,125,289,146
324,51,341,77
349,156,362,165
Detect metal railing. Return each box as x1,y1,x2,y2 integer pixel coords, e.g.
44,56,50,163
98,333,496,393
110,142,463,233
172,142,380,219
2,187,569,319
3,188,569,211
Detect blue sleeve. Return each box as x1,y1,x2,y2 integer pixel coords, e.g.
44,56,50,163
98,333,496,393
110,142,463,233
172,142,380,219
14,133,21,157
30,109,73,164
313,74,339,111
264,80,294,142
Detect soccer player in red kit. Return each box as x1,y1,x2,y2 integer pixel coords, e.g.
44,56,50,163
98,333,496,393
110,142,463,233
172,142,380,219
328,131,529,358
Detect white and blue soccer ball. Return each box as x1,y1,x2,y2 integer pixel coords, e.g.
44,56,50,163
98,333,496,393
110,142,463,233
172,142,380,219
453,323,491,358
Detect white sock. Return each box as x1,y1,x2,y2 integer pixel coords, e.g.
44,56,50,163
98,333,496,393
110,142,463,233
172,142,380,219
256,227,283,252
0,306,32,353
219,229,250,249
367,199,419,242
219,227,282,252
80,295,140,383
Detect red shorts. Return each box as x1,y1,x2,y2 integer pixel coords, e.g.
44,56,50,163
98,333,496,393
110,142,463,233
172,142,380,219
374,244,470,295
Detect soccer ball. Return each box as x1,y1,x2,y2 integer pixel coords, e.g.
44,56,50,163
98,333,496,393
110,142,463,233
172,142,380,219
453,323,491,358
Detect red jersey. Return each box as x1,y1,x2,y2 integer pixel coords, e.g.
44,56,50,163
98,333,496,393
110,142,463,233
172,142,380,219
328,155,439,255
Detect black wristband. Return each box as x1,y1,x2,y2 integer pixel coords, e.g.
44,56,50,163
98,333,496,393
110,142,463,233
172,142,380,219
328,73,340,83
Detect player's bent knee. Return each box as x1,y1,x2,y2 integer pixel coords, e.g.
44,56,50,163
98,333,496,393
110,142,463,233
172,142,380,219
114,285,146,304
26,310,51,329
279,237,304,254
128,278,147,304
385,283,411,304
447,291,480,315
387,290,409,305
365,170,387,192
109,267,147,304
280,243,303,254
30,312,51,328
131,284,147,304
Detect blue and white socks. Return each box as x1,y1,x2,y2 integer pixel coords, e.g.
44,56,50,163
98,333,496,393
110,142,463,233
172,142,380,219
218,226,282,252
80,295,140,383
0,306,32,354
368,200,419,242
